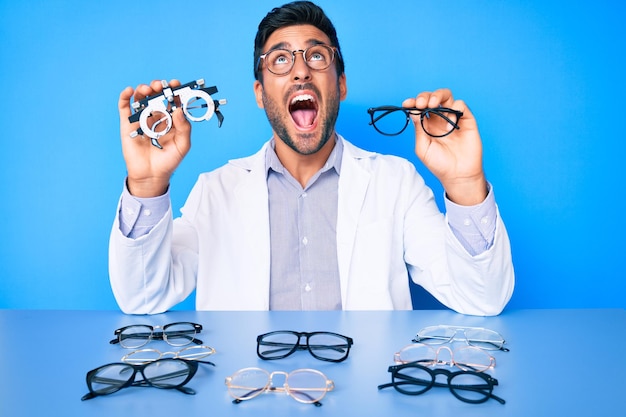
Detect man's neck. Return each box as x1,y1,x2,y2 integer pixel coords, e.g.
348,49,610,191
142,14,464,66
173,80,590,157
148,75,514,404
274,135,336,188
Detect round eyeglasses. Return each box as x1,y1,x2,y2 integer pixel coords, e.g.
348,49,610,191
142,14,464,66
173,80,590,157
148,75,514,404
368,106,463,137
258,44,338,76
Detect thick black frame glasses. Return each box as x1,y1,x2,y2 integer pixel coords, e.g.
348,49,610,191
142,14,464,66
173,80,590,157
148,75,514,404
258,44,339,75
109,322,203,348
378,362,505,404
368,106,463,137
256,330,353,362
81,357,215,401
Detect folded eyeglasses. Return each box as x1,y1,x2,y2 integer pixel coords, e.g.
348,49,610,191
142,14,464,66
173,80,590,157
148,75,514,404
109,322,203,349
413,325,509,352
121,345,216,365
225,367,335,406
395,342,496,373
256,330,353,362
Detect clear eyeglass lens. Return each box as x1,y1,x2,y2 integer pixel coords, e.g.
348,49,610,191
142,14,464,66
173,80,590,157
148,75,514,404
266,45,334,75
392,365,433,395
119,325,153,348
227,368,270,400
419,110,459,137
463,328,504,350
143,360,191,388
90,364,134,395
164,323,197,347
286,369,331,403
307,333,350,361
177,345,215,360
371,108,409,136
258,332,300,359
448,372,492,403
123,348,162,365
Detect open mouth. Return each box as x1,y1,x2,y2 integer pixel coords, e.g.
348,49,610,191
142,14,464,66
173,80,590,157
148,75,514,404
289,94,318,129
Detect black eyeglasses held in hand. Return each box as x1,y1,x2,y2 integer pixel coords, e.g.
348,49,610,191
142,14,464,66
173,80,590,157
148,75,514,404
378,362,505,404
109,322,203,348
81,357,215,400
256,330,353,362
368,106,463,137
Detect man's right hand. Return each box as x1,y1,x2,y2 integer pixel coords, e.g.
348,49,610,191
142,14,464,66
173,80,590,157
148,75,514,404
118,79,192,197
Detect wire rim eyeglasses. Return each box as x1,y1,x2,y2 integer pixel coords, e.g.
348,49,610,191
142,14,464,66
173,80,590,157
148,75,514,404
225,367,335,406
413,325,509,352
109,322,204,349
257,44,339,76
256,330,354,362
121,345,216,365
367,106,463,137
394,343,496,372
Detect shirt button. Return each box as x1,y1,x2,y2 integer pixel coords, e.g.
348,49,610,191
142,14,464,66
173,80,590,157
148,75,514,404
126,208,135,216
304,284,312,292
302,237,308,245
480,216,489,224
143,209,152,216
463,218,471,226
301,192,308,198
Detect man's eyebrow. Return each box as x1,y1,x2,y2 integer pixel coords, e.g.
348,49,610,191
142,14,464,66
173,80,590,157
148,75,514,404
265,38,328,52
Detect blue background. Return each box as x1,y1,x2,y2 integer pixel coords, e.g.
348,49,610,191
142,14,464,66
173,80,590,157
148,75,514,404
1,0,624,311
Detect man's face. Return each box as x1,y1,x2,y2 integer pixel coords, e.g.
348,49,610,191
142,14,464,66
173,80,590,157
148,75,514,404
254,24,347,156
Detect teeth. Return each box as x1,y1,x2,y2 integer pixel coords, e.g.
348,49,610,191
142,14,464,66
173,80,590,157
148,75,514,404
291,94,314,104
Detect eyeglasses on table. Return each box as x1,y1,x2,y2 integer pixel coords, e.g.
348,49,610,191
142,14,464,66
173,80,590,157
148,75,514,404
121,345,216,365
81,357,214,401
378,362,505,405
395,342,495,372
225,367,335,406
413,324,509,351
109,322,204,348
256,330,353,362
367,105,463,137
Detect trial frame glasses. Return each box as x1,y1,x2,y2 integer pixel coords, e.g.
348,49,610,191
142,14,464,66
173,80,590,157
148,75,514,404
413,324,509,351
121,345,216,365
378,362,505,404
256,330,354,362
257,44,339,76
367,106,463,137
81,357,214,401
394,342,496,372
109,322,203,348
225,367,335,406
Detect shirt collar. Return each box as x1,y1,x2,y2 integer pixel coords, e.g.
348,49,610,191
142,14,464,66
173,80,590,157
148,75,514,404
265,135,343,177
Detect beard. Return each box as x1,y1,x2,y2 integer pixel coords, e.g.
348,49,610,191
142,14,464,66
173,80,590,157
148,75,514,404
261,82,340,155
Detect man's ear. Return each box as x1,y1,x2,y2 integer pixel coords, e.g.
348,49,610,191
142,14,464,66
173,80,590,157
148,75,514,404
253,80,265,109
339,73,348,101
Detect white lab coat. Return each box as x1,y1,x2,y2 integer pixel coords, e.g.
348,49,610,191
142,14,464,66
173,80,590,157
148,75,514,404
109,137,514,315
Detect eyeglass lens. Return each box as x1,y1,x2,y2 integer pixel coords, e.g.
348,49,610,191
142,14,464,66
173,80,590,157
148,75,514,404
262,45,335,75
114,322,202,348
414,325,507,351
257,331,352,361
226,368,333,404
368,107,462,137
395,343,495,372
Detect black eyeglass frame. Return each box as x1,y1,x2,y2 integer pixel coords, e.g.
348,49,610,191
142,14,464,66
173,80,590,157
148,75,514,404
378,362,505,405
367,106,463,137
257,44,340,76
256,330,354,362
109,322,204,348
81,357,215,401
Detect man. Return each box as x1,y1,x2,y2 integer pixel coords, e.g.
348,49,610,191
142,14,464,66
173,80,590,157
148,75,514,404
109,1,514,315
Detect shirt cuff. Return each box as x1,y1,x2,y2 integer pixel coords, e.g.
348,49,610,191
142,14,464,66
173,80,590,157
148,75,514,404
118,179,170,238
444,182,497,256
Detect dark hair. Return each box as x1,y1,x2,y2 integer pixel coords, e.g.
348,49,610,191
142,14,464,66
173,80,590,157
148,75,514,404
253,1,344,81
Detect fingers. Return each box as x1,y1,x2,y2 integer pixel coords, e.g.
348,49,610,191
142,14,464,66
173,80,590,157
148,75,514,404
410,88,455,110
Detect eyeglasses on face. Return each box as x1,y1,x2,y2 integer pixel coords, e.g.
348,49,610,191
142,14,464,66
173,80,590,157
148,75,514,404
378,362,505,405
109,322,203,349
258,44,339,76
413,325,509,352
394,343,495,372
81,358,214,401
256,330,353,362
225,367,335,406
367,106,463,137
121,345,216,365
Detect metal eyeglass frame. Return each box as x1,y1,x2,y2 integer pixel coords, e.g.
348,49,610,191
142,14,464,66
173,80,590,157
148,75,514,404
256,330,354,362
109,322,204,348
394,342,496,372
413,324,509,352
257,44,339,76
121,345,216,365
378,362,505,405
367,105,463,137
225,367,335,407
81,357,215,401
